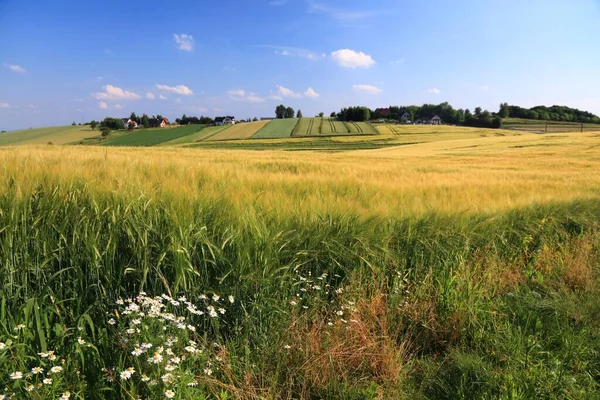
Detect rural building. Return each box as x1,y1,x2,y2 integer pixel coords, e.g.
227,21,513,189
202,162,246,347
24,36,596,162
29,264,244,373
148,117,169,128
417,115,442,125
431,115,442,125
215,116,236,126
400,112,411,123
122,118,138,129
375,108,392,118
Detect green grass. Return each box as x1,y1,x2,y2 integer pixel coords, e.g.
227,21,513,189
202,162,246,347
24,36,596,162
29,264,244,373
252,118,299,139
292,117,322,136
101,125,205,146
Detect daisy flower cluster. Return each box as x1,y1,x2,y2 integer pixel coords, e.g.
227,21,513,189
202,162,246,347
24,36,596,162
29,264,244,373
106,292,235,398
0,333,82,399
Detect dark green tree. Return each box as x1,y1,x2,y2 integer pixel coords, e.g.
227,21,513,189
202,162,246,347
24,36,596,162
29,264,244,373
141,114,150,128
296,109,303,118
100,126,111,137
275,105,286,119
285,106,295,119
90,120,98,131
319,112,324,118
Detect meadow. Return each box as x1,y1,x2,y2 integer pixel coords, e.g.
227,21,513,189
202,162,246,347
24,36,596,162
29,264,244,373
1,128,600,398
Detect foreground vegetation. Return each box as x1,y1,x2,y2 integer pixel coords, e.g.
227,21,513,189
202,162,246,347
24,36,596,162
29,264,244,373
1,131,600,398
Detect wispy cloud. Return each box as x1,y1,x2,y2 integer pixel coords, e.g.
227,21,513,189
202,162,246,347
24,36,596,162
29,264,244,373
173,34,194,52
98,101,108,110
146,92,156,100
104,49,112,55
428,88,441,94
304,87,320,98
331,49,375,69
353,84,382,95
262,45,325,61
156,84,193,95
93,85,141,100
3,63,27,74
228,89,266,103
308,0,381,21
114,104,124,110
197,106,209,112
277,85,302,98
159,94,168,100
0,102,10,109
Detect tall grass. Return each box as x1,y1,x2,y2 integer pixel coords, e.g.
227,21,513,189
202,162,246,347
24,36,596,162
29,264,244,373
1,141,600,398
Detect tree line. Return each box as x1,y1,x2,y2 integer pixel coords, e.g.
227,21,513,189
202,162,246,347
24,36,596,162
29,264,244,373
499,103,600,123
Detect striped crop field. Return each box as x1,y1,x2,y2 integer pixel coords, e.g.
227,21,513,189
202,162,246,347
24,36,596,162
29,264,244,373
252,118,299,139
292,117,322,136
101,125,205,147
160,125,232,146
207,121,269,141
0,125,100,146
343,121,377,134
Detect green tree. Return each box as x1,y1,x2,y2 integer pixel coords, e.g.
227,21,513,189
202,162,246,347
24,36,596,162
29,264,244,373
296,109,303,118
319,112,325,118
71,121,76,126
285,106,295,119
100,126,111,137
129,112,138,123
141,114,150,128
252,117,259,122
90,120,98,131
499,103,510,118
275,105,286,119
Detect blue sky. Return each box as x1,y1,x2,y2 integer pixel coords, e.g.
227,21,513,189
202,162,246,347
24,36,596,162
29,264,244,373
0,0,599,130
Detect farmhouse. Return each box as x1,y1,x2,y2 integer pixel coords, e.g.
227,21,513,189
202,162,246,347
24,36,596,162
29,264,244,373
375,108,392,118
215,116,236,126
149,117,169,128
431,115,442,125
121,118,138,128
400,112,411,123
417,115,443,125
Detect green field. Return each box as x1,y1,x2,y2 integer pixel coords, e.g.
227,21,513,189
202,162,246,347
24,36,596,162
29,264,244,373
320,118,352,135
0,125,99,145
159,125,231,146
252,118,299,138
292,117,322,136
99,125,206,146
502,117,600,133
206,121,269,141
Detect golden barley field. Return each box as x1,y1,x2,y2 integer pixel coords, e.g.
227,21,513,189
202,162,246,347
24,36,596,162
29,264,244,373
3,131,599,219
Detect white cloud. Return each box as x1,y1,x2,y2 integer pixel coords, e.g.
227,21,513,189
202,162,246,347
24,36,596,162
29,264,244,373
331,49,375,69
353,84,382,95
175,98,182,104
146,92,156,100
173,34,194,52
304,87,320,98
98,101,108,109
93,85,141,100
428,88,441,94
114,104,124,110
228,89,265,103
159,94,168,100
0,102,10,108
197,106,209,112
277,85,302,98
3,63,27,74
213,108,222,112
269,95,283,101
156,84,193,96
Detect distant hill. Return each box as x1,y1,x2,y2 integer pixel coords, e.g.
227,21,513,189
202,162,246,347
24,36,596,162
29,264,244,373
500,103,600,123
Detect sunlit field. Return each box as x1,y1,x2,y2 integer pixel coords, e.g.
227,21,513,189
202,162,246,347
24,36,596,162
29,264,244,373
1,130,600,398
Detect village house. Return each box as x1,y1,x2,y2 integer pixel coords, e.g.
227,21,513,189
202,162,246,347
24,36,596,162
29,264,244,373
215,116,236,126
400,112,412,123
148,117,169,128
375,108,392,118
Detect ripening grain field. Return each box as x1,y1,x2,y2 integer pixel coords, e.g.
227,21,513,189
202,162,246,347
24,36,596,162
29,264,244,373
1,131,600,399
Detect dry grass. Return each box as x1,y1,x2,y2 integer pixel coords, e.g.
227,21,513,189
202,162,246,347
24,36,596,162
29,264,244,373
287,294,406,396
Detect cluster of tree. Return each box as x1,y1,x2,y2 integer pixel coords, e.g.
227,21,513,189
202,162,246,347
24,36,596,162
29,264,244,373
275,105,296,119
335,102,502,128
336,107,371,122
175,114,214,125
499,103,600,123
